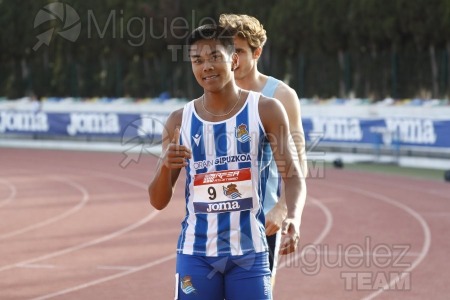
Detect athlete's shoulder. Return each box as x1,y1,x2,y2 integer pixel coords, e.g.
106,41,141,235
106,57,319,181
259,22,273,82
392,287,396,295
257,93,278,107
257,94,287,124
269,80,301,120
166,107,184,125
273,80,299,102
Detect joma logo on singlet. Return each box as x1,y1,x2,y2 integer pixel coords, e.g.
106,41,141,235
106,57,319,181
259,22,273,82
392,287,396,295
206,201,240,212
194,198,253,214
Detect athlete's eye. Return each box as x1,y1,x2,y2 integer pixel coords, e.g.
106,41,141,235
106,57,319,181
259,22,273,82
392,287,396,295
211,54,221,61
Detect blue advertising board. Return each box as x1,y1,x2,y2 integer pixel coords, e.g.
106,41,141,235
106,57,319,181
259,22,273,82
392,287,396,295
1,110,449,149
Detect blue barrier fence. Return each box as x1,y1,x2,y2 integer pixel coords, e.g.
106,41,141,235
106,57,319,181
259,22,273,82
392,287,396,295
1,110,449,149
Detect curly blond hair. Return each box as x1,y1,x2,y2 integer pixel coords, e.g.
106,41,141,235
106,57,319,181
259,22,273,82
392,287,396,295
219,14,267,52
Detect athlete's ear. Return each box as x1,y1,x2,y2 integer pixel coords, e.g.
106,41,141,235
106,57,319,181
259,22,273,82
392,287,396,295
231,52,239,71
253,47,262,60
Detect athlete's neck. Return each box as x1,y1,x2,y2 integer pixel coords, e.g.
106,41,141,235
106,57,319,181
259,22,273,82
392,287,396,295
236,71,268,92
203,84,241,111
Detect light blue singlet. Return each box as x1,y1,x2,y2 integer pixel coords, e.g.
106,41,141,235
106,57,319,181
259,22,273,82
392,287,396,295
260,76,282,214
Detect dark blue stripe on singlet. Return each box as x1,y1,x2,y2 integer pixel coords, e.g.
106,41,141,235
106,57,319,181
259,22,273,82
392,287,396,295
191,113,207,254
235,103,253,252
258,126,272,228
259,138,272,203
178,134,190,252
213,123,228,171
236,104,251,170
191,115,207,175
277,175,282,197
239,210,252,253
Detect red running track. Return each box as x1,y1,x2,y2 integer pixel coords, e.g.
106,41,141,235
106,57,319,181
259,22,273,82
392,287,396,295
0,148,449,299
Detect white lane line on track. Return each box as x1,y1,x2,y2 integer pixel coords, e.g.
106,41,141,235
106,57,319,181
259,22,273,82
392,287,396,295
422,212,450,217
17,263,56,269
0,178,17,209
427,189,450,199
363,195,431,299
346,173,450,200
302,250,422,258
3,163,329,298
96,265,138,271
0,177,89,240
323,182,431,300
278,196,333,270
28,191,332,298
0,173,159,273
0,210,159,273
31,253,176,300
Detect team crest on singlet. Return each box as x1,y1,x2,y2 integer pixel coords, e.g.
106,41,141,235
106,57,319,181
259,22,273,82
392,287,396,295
235,123,251,143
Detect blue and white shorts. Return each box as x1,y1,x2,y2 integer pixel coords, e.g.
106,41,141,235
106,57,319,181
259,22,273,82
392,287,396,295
175,252,272,300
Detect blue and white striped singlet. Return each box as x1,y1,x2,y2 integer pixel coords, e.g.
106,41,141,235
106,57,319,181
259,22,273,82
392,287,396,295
177,91,271,257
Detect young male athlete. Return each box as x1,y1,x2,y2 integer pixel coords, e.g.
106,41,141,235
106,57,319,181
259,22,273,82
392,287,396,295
148,24,306,299
219,14,308,284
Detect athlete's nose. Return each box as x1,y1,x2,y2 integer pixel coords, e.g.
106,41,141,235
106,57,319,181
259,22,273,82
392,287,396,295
203,60,214,72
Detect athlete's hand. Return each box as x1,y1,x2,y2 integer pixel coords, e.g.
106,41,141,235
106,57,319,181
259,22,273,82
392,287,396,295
265,200,287,236
279,218,300,255
162,127,191,169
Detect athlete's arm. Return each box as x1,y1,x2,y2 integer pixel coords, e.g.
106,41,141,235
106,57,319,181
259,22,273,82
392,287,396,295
259,96,307,254
265,85,307,236
148,109,191,210
265,193,287,236
274,85,307,177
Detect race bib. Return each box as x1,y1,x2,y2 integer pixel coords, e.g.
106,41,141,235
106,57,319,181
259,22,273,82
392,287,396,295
193,168,253,214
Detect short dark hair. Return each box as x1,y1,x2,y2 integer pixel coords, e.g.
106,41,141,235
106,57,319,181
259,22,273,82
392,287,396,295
186,24,236,55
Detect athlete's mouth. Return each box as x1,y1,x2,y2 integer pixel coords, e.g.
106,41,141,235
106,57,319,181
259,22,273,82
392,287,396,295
203,75,219,81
